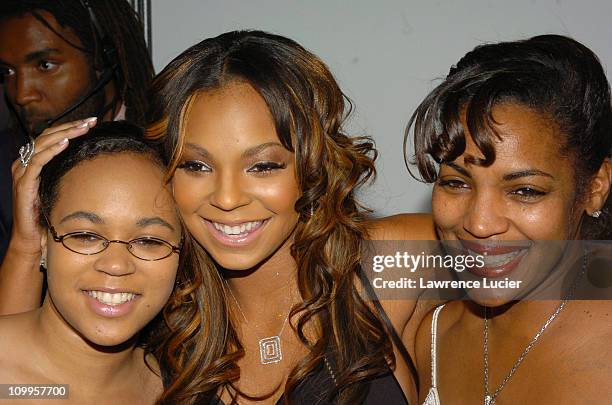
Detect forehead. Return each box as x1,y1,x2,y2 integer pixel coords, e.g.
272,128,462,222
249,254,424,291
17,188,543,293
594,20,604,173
53,154,177,223
0,11,85,64
183,82,282,150
461,103,567,169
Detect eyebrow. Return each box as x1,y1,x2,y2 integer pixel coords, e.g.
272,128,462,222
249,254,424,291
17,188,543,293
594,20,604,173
184,142,285,161
24,48,61,64
502,169,554,181
184,142,212,160
241,142,285,159
136,217,176,232
444,162,471,178
443,162,554,181
60,211,176,232
59,211,102,224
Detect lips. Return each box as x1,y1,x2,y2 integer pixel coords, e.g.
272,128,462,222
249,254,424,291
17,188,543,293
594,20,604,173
461,240,531,278
204,218,268,246
460,240,531,255
82,288,141,318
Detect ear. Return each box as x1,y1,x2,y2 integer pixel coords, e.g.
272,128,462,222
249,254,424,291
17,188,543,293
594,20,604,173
584,159,612,216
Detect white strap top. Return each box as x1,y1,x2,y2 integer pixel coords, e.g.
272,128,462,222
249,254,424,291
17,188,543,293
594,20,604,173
423,304,445,405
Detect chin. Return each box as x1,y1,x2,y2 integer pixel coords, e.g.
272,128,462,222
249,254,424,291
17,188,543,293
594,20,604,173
211,251,268,271
83,328,141,348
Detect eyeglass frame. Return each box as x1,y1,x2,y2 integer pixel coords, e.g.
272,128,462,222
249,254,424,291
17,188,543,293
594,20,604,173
45,220,182,262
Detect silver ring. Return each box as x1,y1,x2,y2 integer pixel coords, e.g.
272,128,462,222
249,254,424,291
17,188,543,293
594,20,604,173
18,140,35,168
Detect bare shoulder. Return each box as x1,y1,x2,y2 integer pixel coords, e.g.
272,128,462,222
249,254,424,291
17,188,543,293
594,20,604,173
366,213,436,240
0,312,38,381
414,301,463,388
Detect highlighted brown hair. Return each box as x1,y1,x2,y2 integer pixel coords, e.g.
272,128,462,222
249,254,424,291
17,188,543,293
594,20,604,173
147,30,393,403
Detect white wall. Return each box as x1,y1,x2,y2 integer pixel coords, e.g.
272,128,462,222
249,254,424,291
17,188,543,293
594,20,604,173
151,0,612,216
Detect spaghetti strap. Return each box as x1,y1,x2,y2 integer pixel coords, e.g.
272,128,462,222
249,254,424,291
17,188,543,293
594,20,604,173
423,304,445,405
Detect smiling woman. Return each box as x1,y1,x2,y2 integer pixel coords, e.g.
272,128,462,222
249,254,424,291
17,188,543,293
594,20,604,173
0,122,206,403
406,35,612,404
146,30,411,404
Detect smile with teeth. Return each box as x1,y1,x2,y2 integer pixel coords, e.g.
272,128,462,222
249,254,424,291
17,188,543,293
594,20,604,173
85,290,138,306
212,220,264,237
468,249,525,268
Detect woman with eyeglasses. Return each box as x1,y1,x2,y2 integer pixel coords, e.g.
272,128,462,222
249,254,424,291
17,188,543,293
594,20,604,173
0,121,214,403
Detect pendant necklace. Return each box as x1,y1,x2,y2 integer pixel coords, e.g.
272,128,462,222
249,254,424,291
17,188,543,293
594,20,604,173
226,283,291,365
482,251,587,405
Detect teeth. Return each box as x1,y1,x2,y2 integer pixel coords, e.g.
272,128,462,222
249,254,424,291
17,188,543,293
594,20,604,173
213,221,262,236
469,249,523,267
86,290,136,306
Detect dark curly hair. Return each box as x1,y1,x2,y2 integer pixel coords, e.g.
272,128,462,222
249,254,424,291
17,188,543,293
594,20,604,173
405,34,612,239
146,30,394,404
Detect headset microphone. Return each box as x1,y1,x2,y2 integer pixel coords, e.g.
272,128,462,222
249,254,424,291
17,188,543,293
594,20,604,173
43,63,117,130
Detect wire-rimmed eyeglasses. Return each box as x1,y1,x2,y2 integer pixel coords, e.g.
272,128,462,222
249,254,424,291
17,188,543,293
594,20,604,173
47,224,181,261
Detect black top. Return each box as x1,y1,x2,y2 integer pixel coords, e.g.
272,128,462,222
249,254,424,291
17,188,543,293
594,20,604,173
213,361,408,405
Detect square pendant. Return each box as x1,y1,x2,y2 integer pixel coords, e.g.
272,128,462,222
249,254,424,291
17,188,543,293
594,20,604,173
259,336,282,364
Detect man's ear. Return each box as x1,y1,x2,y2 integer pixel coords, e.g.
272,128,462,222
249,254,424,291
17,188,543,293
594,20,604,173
584,159,612,216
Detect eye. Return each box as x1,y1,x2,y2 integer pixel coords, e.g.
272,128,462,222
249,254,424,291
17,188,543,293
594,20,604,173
38,60,58,72
65,232,105,246
177,160,211,173
130,237,168,250
509,186,547,201
437,178,470,191
0,65,14,77
247,161,287,174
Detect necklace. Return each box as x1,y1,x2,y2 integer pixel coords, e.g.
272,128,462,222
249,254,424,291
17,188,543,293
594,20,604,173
226,283,291,365
483,251,587,405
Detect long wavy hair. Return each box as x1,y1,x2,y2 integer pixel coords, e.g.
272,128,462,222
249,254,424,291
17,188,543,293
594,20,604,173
405,35,612,239
146,30,394,404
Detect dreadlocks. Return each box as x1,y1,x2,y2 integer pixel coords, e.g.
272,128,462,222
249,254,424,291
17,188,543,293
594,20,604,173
0,0,154,125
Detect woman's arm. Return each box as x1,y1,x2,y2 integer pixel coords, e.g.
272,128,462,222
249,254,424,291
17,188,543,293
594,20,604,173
0,119,95,315
365,213,439,402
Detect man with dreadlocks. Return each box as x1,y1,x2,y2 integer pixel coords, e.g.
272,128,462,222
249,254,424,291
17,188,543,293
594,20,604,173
0,0,154,312
0,0,153,132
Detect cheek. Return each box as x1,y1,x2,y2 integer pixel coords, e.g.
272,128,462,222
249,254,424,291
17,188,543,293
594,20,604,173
172,174,204,214
146,260,179,310
253,180,300,212
432,187,464,231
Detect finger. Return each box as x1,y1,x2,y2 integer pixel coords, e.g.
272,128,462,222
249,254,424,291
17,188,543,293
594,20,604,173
34,118,96,151
39,117,98,137
14,138,70,185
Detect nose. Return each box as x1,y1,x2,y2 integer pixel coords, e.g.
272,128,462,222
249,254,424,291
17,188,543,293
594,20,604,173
94,242,136,277
462,189,510,238
13,71,42,107
209,170,250,211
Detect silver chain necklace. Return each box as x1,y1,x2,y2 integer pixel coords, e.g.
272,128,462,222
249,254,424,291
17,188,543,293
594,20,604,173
226,283,291,365
483,251,587,405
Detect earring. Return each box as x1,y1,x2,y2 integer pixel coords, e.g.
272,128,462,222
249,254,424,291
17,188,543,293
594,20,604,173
310,203,315,217
40,255,47,269
591,210,602,218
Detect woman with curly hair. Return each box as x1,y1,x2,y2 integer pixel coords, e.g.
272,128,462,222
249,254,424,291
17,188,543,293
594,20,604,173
145,30,428,404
